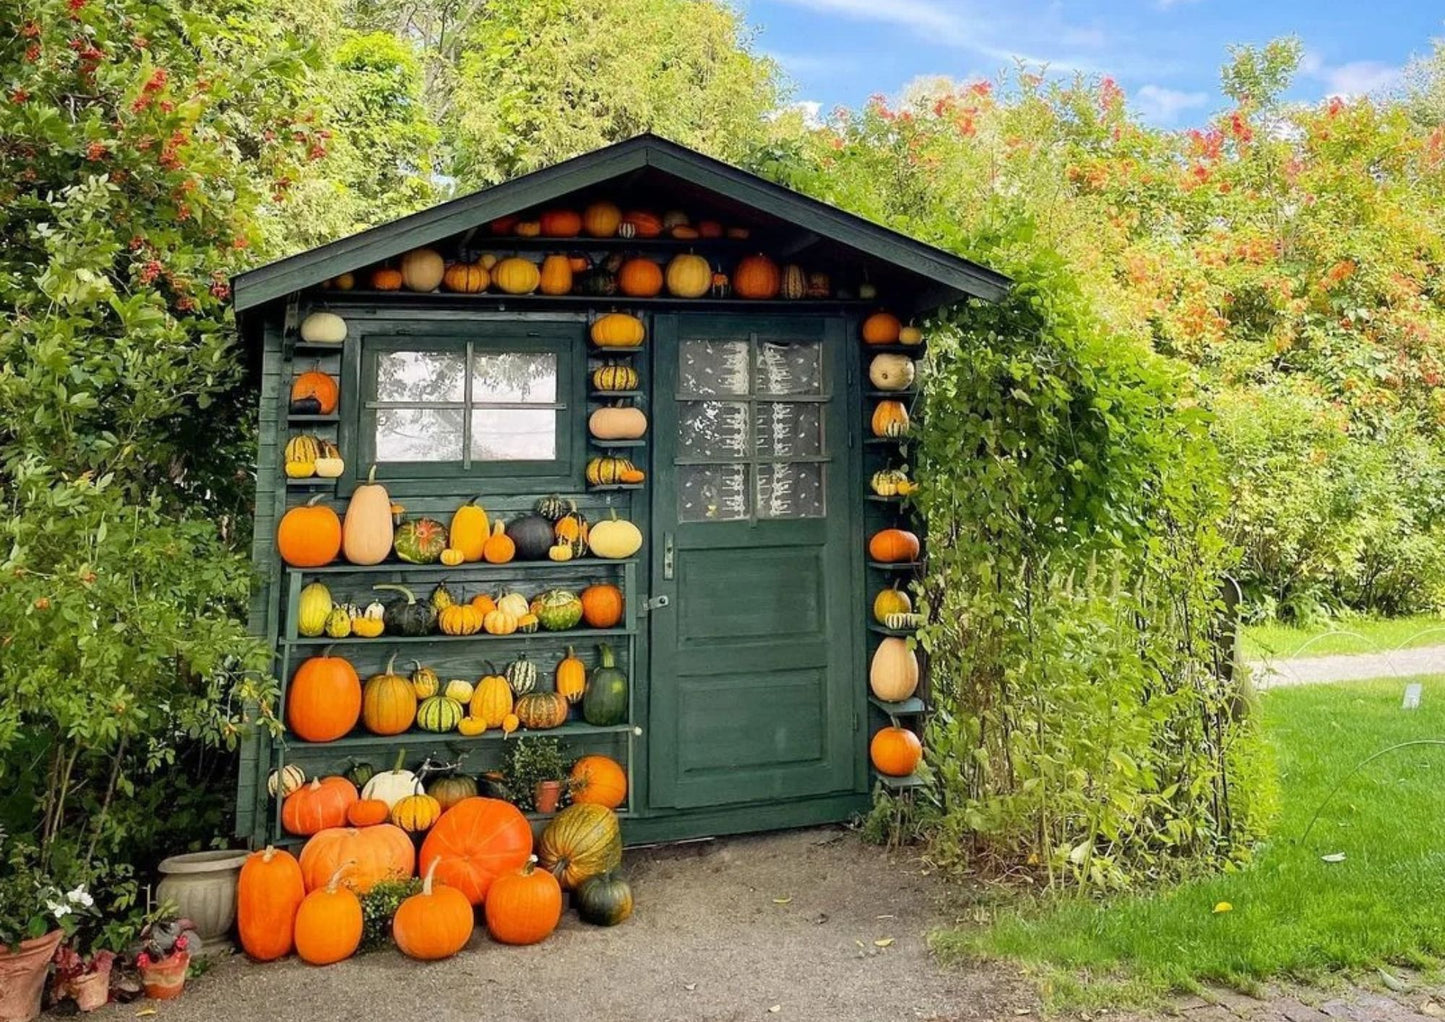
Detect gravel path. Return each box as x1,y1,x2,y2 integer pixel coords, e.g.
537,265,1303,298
1251,645,1445,688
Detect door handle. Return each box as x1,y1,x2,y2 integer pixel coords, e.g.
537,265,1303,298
663,531,675,580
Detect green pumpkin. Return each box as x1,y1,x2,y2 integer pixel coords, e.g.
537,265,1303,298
535,494,577,521
417,695,463,733
583,643,628,726
393,518,448,564
575,871,634,926
344,759,375,789
372,584,437,636
507,514,556,561
533,589,583,631
427,772,478,811
430,581,459,613
505,654,537,696
577,268,618,297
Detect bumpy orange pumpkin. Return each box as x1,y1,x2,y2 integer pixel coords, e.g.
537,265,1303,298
282,777,358,837
418,797,534,906
569,755,627,810
299,823,414,893
733,254,781,299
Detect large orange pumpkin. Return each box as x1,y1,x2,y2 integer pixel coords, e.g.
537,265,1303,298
582,201,622,237
862,312,903,345
236,846,305,962
617,258,663,297
569,755,627,810
539,209,582,237
286,651,361,742
299,824,415,894
733,254,781,299
290,368,339,415
418,797,533,906
868,528,921,563
579,584,624,628
362,655,417,736
293,865,363,966
276,495,341,568
483,856,562,946
393,858,475,960
870,725,922,776
282,777,358,836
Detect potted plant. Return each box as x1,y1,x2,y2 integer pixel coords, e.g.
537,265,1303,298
499,737,570,815
51,946,115,1013
0,844,93,1022
133,914,194,1001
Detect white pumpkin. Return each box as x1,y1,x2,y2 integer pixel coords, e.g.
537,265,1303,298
360,756,422,809
588,405,649,440
399,248,445,292
300,312,347,344
869,354,916,392
267,763,306,799
589,512,643,559
869,637,919,701
496,592,530,618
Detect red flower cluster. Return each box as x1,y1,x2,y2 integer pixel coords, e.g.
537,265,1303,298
85,141,107,161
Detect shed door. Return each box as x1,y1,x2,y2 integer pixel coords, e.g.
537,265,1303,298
648,314,854,809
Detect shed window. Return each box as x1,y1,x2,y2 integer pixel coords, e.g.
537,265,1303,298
360,337,571,475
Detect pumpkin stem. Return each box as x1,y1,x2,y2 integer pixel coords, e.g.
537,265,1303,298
389,746,407,774
324,859,357,894
373,583,418,604
596,643,616,669
304,493,327,507
384,652,398,676
365,464,378,484
420,856,440,896
320,643,337,659
260,845,276,863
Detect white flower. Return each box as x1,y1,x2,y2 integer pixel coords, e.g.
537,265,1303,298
65,886,93,908
46,900,72,919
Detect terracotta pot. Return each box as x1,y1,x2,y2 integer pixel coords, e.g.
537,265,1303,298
0,929,62,1022
140,952,188,1001
155,850,248,952
534,780,562,814
70,965,111,1012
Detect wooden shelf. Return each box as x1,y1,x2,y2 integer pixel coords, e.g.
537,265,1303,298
590,390,642,399
276,720,637,751
290,343,346,356
864,436,910,446
862,344,926,355
287,414,340,424
865,494,910,504
309,291,877,312
869,696,927,715
589,439,647,448
588,483,645,492
470,236,762,251
292,558,637,576
284,627,635,647
867,560,923,572
873,770,927,791
865,390,918,400
867,623,918,638
588,344,645,355
285,478,336,489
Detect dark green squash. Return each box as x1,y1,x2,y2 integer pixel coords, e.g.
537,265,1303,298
344,759,375,789
394,518,448,564
574,871,633,926
506,514,556,561
577,268,617,297
582,643,628,726
372,583,437,636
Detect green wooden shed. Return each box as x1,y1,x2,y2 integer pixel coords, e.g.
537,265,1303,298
232,133,1009,847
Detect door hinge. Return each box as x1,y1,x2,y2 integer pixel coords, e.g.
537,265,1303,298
640,594,671,615
852,710,860,733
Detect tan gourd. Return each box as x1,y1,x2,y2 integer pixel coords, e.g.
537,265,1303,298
587,405,648,440
869,638,919,702
342,465,394,565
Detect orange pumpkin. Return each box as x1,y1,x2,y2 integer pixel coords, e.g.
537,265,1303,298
569,755,627,810
282,777,358,837
862,312,903,345
697,219,724,238
870,726,922,777
418,797,534,906
482,520,516,564
290,368,339,414
362,655,417,736
442,262,489,294
370,266,403,291
868,528,921,563
293,864,363,966
299,824,415,893
538,254,574,295
539,209,582,237
582,201,622,237
286,651,361,743
346,799,391,827
488,215,519,235
276,495,341,568
237,846,305,962
393,858,475,960
621,210,663,237
483,856,562,946
617,258,663,297
580,584,623,628
733,254,781,299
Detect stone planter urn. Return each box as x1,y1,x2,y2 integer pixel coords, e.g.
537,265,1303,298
0,929,62,1022
154,851,248,953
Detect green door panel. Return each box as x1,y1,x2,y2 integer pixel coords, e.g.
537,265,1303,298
649,313,856,810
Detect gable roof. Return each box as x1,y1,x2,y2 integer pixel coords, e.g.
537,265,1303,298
232,133,1010,313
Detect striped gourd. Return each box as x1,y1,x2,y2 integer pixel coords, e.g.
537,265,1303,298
883,612,925,631
591,363,639,391
505,655,537,696
417,695,463,733
585,456,640,487
284,434,321,463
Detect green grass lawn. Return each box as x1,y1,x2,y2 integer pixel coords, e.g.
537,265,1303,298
936,677,1445,1009
1242,614,1445,660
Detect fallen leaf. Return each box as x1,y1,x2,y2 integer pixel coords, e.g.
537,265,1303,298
1321,852,1347,863
875,913,896,920
684,984,697,993
1212,902,1233,914
874,937,895,947
1419,1001,1444,1018
1380,969,1409,992
768,1005,781,1014
772,897,792,905
135,1011,157,1019
1014,1009,1033,1016
813,912,829,925
855,940,866,949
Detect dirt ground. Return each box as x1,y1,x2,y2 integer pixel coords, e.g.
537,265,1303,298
85,827,1445,1022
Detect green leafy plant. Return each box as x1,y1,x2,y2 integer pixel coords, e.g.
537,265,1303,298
358,877,423,952
496,737,570,812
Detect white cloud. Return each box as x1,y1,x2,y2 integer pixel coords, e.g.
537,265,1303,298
1134,84,1209,124
763,49,861,77
1320,60,1403,98
1155,0,1202,9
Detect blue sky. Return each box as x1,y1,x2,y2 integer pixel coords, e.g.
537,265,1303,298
739,0,1442,126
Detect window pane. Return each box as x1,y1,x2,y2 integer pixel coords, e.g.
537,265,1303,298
679,339,749,395
755,403,824,458
375,408,463,461
757,463,825,519
376,352,465,403
678,401,748,459
472,352,557,403
679,464,749,522
755,340,823,395
470,409,557,461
